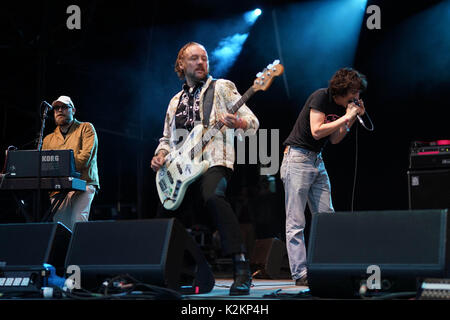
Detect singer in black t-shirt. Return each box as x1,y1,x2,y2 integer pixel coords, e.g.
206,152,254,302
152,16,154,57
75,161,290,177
280,68,367,286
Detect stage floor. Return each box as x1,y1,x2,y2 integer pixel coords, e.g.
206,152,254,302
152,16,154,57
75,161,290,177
183,277,310,300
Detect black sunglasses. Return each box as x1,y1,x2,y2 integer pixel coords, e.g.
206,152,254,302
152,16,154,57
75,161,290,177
53,105,72,111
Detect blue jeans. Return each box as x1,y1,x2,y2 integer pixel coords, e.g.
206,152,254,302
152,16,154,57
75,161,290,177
280,146,334,280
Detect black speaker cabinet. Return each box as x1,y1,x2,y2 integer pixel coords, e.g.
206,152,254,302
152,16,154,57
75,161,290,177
0,222,71,275
65,218,215,293
250,238,290,279
307,210,449,298
408,169,450,210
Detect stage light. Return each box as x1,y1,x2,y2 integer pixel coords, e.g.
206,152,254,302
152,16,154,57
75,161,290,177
244,8,262,25
209,8,262,77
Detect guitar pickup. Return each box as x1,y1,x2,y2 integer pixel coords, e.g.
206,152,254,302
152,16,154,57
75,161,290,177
176,163,183,175
166,170,174,184
159,179,167,191
173,180,182,197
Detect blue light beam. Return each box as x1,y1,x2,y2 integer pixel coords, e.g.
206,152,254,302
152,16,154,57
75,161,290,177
210,9,262,77
211,33,249,77
244,8,262,25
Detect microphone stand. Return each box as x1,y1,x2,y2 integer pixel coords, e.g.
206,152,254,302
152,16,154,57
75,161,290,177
37,102,51,151
35,102,52,222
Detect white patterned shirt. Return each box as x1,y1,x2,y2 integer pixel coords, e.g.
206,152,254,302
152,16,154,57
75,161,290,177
155,76,259,170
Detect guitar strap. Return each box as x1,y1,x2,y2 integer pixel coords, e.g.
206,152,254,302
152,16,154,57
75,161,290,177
202,79,216,128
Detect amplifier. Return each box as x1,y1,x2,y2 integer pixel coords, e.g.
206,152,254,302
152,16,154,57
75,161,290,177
409,141,450,169
5,150,80,178
408,169,450,210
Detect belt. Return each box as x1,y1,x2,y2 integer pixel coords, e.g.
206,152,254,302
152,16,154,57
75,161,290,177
284,146,319,156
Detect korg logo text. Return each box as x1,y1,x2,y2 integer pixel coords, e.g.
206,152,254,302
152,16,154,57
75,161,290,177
41,155,60,162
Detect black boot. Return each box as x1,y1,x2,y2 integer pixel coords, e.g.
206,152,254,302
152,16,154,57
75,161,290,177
230,260,252,296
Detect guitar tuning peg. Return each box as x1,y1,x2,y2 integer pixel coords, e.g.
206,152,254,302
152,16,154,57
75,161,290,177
267,64,273,69
273,59,280,65
256,72,263,78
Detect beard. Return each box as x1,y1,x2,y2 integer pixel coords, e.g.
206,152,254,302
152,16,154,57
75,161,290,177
186,67,208,83
55,115,71,126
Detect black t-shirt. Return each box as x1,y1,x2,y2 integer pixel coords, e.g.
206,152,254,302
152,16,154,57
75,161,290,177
283,88,345,152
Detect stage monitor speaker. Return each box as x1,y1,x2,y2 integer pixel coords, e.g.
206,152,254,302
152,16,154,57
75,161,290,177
408,169,450,210
65,218,215,293
0,222,71,275
307,209,449,298
250,238,290,279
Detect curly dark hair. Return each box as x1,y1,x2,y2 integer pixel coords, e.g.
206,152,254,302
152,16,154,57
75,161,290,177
329,67,367,97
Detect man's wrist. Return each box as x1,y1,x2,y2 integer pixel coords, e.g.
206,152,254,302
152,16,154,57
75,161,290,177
344,118,350,132
237,118,247,130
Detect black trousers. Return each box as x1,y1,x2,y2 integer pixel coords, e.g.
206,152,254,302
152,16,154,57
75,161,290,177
157,166,245,255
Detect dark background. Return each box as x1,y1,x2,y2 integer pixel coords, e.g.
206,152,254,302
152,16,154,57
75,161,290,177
1,0,449,241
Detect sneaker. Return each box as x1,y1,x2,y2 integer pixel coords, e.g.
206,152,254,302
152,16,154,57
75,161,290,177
295,275,308,286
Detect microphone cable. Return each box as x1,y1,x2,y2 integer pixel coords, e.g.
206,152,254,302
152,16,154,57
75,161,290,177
350,98,376,211
353,99,375,132
351,124,359,212
357,111,375,132
350,111,376,212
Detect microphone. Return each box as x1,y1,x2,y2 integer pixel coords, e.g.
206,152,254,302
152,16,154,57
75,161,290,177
42,101,53,111
351,99,364,125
